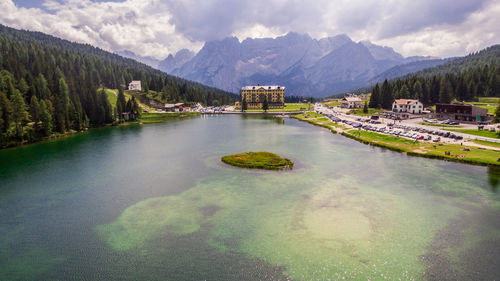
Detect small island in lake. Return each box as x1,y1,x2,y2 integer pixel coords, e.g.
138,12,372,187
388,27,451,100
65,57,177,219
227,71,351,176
221,152,293,170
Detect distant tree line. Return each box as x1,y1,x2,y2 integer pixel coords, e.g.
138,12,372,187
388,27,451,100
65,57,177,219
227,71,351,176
285,95,316,103
369,64,500,109
0,24,237,148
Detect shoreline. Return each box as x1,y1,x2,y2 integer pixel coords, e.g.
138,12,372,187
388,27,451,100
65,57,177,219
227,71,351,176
0,112,200,151
291,113,500,167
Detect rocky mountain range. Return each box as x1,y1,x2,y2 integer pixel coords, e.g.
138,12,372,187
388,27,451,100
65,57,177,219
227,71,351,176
122,33,441,98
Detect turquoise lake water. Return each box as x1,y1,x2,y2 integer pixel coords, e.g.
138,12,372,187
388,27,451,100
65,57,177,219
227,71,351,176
0,115,499,280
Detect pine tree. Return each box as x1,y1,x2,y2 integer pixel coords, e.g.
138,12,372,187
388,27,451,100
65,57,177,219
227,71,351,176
399,84,411,98
381,80,393,109
30,96,41,124
39,100,52,136
262,96,269,112
55,77,70,132
369,84,380,108
131,97,140,119
0,92,12,134
241,94,247,111
439,77,453,103
116,88,126,116
10,90,30,139
363,101,368,113
495,101,500,123
413,81,423,100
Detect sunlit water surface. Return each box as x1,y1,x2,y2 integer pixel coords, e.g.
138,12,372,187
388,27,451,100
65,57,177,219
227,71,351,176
0,115,499,280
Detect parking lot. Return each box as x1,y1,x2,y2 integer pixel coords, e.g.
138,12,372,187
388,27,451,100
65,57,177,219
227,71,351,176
314,103,500,147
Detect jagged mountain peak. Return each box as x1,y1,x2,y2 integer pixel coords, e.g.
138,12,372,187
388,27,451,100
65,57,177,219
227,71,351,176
157,32,435,97
360,40,404,61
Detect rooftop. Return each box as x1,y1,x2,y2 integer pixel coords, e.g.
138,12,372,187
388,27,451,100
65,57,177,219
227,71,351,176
394,99,420,105
343,97,362,102
241,85,285,90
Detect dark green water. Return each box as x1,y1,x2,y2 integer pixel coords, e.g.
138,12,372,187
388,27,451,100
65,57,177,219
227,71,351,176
0,115,499,281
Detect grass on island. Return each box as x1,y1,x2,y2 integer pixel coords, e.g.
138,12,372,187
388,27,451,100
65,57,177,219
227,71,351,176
471,139,500,149
419,122,460,127
140,112,199,124
349,108,383,116
445,129,500,139
221,152,293,170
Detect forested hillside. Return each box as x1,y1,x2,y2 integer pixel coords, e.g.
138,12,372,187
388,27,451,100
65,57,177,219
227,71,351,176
0,24,237,148
413,45,500,77
368,45,500,109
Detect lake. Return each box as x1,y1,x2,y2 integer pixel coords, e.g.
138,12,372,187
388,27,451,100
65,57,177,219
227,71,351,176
0,115,499,280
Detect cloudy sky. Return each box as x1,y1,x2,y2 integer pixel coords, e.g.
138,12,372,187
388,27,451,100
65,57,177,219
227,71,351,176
2,0,499,60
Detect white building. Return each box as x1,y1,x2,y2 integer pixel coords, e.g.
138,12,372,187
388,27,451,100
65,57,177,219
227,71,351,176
128,80,142,91
341,97,362,109
392,99,423,114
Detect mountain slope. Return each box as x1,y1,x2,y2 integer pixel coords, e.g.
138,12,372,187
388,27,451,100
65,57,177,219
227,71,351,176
410,45,500,77
368,58,452,85
158,49,195,73
115,50,161,69
161,32,437,97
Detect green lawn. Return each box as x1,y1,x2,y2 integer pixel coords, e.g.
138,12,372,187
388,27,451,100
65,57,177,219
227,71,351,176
478,97,500,103
349,108,383,116
472,103,496,114
322,101,342,107
303,112,323,118
471,139,500,149
345,130,422,147
419,122,460,127
342,130,500,165
104,89,118,111
445,129,500,139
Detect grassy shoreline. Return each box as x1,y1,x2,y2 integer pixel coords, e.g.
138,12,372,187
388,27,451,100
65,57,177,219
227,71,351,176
139,112,200,124
292,113,500,167
291,113,339,134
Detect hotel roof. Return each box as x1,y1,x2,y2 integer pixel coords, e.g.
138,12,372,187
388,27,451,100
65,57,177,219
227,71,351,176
241,85,285,90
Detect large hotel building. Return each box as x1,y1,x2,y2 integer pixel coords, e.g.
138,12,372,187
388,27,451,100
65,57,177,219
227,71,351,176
241,85,285,109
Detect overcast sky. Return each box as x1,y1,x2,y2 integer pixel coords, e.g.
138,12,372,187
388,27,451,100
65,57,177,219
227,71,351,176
2,0,499,60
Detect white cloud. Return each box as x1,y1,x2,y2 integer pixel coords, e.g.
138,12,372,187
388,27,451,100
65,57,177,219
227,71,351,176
1,0,499,59
374,0,500,57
